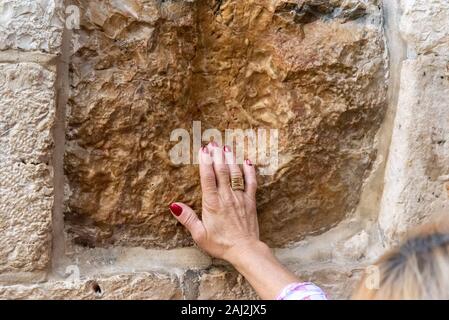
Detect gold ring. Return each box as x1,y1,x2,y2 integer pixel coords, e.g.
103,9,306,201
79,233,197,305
231,175,245,191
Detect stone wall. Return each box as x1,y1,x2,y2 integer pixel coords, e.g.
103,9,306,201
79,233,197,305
379,0,449,246
0,0,447,299
0,0,63,285
65,0,387,249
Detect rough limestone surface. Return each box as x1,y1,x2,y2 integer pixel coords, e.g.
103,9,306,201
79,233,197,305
196,265,361,300
65,0,388,249
0,63,56,277
197,268,258,300
293,265,362,300
400,0,449,56
0,0,64,54
0,272,182,299
3,0,447,301
379,0,449,246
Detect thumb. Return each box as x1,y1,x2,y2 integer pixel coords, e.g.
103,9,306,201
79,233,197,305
169,202,205,242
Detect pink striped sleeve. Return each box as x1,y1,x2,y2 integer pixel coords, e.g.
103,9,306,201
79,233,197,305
276,282,328,300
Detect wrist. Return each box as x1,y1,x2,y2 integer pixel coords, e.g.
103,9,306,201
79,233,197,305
224,239,272,269
224,239,300,300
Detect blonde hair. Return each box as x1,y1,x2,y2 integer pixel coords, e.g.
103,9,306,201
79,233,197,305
353,222,449,300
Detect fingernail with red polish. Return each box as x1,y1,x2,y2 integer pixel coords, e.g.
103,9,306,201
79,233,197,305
224,145,231,152
169,203,183,216
245,159,253,166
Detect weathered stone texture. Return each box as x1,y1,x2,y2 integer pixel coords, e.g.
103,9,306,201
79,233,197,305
65,0,198,248
0,272,181,299
379,56,449,245
197,268,258,300
0,0,64,54
0,63,56,276
0,264,360,300
378,0,449,246
2,0,449,301
400,0,449,56
197,265,361,300
294,265,363,300
65,0,387,249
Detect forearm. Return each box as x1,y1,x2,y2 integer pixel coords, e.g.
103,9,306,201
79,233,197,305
226,241,299,300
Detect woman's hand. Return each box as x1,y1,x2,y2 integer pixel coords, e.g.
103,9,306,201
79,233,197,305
169,142,261,264
170,142,300,300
